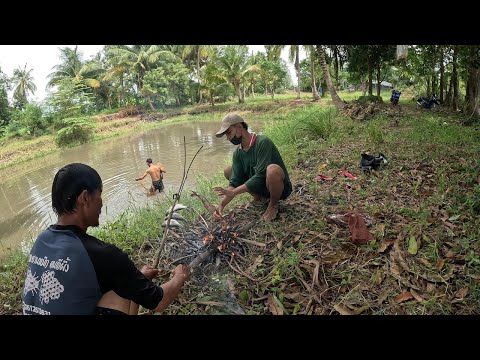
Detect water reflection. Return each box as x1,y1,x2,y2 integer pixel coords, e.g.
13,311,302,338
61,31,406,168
0,120,262,257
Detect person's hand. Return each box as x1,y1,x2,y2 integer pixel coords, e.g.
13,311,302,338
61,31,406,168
141,265,160,280
172,264,190,284
213,186,234,199
214,205,224,220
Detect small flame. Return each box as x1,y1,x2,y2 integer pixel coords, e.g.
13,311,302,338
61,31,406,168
203,234,214,245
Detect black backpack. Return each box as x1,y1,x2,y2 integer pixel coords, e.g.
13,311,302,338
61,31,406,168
360,153,388,172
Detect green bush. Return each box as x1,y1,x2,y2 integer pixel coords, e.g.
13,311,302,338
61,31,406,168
21,103,45,136
367,122,385,144
4,120,26,138
55,117,95,147
357,95,383,103
299,107,336,140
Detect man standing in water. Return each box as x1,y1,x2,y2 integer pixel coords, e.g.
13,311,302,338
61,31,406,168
22,163,189,315
213,113,292,221
135,158,166,194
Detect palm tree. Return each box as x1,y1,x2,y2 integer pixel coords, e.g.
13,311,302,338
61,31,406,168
268,45,302,99
47,46,103,91
304,45,320,100
314,45,345,111
216,46,259,103
47,46,83,88
264,45,282,61
201,62,229,106
289,45,301,99
182,45,215,103
107,45,177,92
107,45,177,109
12,64,36,109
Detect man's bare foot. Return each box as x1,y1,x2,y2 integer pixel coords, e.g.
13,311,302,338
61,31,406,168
262,204,279,221
252,197,268,205
245,197,269,209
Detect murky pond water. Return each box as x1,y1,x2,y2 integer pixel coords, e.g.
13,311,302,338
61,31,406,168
0,120,263,258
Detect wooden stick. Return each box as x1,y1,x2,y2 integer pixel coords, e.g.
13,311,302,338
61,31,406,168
188,248,215,269
153,139,203,268
235,237,266,247
136,180,151,195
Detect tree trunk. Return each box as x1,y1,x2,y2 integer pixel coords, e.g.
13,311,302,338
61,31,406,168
147,96,155,111
446,72,453,106
439,47,445,103
310,52,320,100
295,46,301,99
235,81,243,103
452,45,459,111
120,74,124,107
333,46,339,91
432,45,437,96
376,63,381,98
197,48,202,103
368,57,373,96
427,78,431,98
465,69,470,105
466,67,480,118
314,45,345,111
209,92,214,107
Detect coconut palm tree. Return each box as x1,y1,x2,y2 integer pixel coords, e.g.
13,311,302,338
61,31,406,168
216,45,259,103
12,64,36,110
182,45,215,103
107,45,177,109
267,45,302,99
304,45,320,100
107,45,177,92
47,46,103,91
314,45,345,111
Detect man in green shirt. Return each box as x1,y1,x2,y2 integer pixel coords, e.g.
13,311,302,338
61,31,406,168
213,113,292,221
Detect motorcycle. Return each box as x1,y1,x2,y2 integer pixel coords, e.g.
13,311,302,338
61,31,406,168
416,93,440,110
390,90,401,105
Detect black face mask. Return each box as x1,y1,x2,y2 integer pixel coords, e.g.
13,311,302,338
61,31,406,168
229,135,242,145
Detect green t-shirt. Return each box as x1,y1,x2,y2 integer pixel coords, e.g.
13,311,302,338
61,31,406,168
229,134,291,197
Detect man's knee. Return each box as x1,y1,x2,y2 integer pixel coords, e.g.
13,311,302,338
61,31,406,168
224,166,232,180
266,164,285,181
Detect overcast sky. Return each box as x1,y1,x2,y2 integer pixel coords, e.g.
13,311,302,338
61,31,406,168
0,45,305,103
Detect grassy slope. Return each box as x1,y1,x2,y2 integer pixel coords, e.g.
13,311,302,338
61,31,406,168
1,92,479,315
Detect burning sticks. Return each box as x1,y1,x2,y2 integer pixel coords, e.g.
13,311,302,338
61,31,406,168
168,217,254,272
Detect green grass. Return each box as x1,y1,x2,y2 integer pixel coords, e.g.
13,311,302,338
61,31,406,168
1,94,479,315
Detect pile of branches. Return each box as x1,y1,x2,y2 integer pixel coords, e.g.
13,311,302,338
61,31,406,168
165,215,256,281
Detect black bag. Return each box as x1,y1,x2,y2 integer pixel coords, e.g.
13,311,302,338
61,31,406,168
360,153,388,172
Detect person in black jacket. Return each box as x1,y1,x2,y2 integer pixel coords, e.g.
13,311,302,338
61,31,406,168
22,163,189,315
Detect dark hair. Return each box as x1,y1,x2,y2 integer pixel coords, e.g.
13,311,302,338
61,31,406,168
146,158,153,163
241,122,248,130
52,163,102,216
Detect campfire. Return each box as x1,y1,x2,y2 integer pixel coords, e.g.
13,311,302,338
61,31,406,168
166,214,254,275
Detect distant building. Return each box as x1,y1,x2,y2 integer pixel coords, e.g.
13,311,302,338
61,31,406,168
372,80,393,92
347,81,393,93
